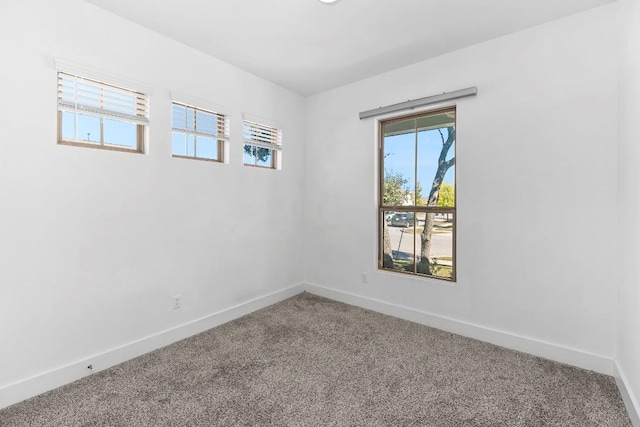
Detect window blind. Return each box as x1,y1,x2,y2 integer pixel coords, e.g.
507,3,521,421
172,102,228,140
57,72,149,125
243,120,282,150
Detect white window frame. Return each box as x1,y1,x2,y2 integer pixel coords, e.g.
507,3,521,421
242,114,282,170
171,101,229,163
57,71,149,153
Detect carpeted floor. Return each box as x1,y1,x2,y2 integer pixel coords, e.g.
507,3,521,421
0,293,632,426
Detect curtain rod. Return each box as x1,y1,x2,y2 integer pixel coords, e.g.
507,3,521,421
359,87,477,120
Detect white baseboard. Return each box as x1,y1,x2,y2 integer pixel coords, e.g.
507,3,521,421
304,283,614,375
0,283,304,410
615,361,640,426
1,283,621,413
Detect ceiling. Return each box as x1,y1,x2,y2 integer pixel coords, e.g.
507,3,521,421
83,0,614,96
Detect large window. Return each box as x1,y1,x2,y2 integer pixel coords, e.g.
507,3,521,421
172,102,228,162
57,72,148,153
379,107,456,281
243,119,282,169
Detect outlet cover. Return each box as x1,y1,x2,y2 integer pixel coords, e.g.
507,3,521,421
172,295,181,310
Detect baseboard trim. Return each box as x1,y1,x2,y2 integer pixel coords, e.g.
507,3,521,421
615,361,640,426
0,283,305,410
304,283,613,375
1,283,619,412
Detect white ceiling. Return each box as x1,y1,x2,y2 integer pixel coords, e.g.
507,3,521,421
83,0,614,96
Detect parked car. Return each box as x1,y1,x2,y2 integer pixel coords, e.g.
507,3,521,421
385,211,396,223
390,213,414,227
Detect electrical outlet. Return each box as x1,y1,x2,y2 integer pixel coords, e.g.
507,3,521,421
361,272,367,283
172,295,181,310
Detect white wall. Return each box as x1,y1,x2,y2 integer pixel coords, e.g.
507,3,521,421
0,0,305,403
617,0,640,422
305,5,618,372
0,0,632,414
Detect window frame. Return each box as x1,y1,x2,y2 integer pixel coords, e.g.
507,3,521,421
242,119,282,170
378,106,457,282
171,101,228,163
57,72,148,154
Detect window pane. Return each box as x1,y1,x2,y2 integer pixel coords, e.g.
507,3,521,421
256,148,273,167
243,144,256,165
416,212,454,279
186,107,195,131
381,210,396,269
416,121,455,207
77,114,100,144
61,111,76,141
187,135,195,157
382,210,416,273
172,104,187,130
103,119,136,149
382,118,416,206
196,136,218,160
243,144,272,167
381,210,454,279
172,132,187,156
196,110,217,135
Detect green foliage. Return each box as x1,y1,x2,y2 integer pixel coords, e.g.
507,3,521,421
244,145,271,163
392,259,451,279
415,181,423,205
383,170,409,206
437,182,455,207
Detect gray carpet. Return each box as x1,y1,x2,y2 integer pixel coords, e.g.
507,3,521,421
0,293,631,426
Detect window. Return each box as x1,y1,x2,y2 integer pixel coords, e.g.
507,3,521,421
243,119,282,169
171,102,228,162
57,72,148,152
379,107,456,281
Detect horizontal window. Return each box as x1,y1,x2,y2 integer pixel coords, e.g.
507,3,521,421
171,102,228,162
57,72,148,153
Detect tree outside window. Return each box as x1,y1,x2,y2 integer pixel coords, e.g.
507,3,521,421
379,107,456,281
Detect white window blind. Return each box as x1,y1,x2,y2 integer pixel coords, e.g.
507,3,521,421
243,120,282,150
57,72,149,125
172,102,228,140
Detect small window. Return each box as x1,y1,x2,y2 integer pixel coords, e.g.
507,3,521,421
243,119,282,169
171,102,228,162
57,72,148,152
379,107,456,281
